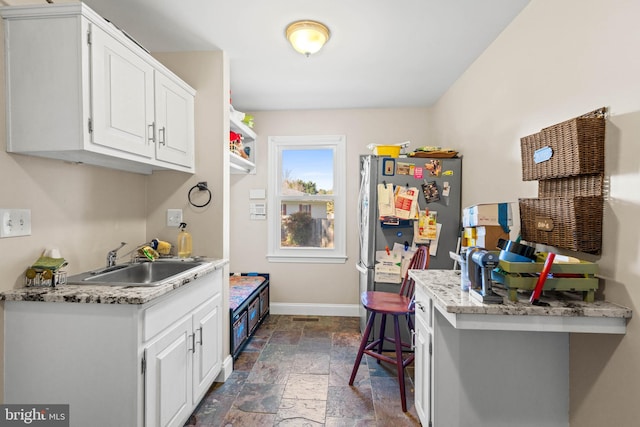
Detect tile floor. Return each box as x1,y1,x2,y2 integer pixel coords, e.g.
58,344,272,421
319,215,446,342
185,314,421,426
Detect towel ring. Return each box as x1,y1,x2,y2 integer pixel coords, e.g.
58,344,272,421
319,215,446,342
188,182,212,208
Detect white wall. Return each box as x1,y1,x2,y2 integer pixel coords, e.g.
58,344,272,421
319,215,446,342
229,108,432,309
430,0,640,425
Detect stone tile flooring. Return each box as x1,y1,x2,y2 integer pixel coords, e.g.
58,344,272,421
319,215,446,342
185,314,421,426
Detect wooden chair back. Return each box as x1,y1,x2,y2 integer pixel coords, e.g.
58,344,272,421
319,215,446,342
399,245,429,298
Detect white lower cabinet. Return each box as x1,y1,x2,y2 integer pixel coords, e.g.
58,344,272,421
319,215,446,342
192,295,222,401
414,285,433,426
3,269,223,427
413,283,569,427
145,316,193,427
145,293,222,427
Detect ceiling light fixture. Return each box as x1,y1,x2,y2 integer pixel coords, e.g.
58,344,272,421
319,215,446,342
285,20,330,57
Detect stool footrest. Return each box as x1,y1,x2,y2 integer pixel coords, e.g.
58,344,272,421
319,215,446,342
364,340,415,368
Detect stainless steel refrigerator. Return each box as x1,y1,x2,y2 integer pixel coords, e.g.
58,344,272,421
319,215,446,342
357,154,462,337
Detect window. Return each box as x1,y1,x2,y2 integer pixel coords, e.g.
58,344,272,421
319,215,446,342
267,135,346,263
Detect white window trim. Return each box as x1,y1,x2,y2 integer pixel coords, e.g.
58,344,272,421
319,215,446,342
267,135,347,264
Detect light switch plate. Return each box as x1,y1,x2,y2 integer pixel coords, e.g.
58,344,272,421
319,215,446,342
167,209,183,227
249,189,266,199
250,203,266,220
0,208,32,238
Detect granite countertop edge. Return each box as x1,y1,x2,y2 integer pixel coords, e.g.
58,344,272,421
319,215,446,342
410,269,632,319
0,258,228,305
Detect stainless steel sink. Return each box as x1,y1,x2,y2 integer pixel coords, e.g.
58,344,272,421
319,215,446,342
67,260,208,287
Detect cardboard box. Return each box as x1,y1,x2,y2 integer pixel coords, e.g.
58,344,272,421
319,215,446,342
474,225,509,250
463,203,513,230
463,227,476,239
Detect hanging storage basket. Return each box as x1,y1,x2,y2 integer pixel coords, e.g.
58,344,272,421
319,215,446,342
537,173,604,198
520,117,605,181
519,196,603,254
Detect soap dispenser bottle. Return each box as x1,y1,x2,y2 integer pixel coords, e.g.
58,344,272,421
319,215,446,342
177,222,192,259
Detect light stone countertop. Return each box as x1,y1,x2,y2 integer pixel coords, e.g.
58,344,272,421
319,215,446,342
410,269,632,319
0,258,228,305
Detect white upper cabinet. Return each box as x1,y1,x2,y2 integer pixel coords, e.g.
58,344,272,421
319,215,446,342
90,24,156,159
0,3,195,174
155,72,195,168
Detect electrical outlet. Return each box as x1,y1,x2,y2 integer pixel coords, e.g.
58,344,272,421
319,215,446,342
167,209,183,227
0,209,32,238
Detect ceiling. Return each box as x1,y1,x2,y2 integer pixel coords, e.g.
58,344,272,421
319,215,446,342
76,0,531,112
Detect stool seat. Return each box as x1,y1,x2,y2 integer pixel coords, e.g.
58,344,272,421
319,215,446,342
361,291,414,315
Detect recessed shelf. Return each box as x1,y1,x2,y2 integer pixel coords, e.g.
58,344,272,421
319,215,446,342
229,114,257,174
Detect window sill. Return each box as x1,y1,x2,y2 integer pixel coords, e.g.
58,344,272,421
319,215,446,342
266,254,348,264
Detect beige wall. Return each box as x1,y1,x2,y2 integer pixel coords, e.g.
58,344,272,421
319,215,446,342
148,51,230,355
229,108,432,305
430,0,640,425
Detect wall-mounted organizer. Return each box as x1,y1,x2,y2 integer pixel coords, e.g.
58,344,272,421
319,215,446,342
518,108,606,254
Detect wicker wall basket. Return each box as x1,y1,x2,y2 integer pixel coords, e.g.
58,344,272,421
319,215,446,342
521,117,605,181
538,173,604,198
519,196,603,254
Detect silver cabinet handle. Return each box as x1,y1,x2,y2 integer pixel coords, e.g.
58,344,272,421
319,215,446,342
148,122,155,144
196,327,203,345
410,329,416,350
188,333,195,353
159,126,166,146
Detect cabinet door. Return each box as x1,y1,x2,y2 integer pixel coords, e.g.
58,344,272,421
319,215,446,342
192,293,222,403
155,72,194,168
145,316,193,427
414,307,432,425
90,25,155,158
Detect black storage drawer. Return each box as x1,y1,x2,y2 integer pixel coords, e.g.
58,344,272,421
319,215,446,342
232,311,248,355
248,298,260,333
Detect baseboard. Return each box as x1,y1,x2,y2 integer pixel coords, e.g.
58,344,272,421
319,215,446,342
216,355,234,382
269,302,360,317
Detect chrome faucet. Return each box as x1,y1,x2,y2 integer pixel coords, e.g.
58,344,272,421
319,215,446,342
107,242,127,267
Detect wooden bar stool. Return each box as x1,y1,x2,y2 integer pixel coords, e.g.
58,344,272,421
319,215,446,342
349,245,429,412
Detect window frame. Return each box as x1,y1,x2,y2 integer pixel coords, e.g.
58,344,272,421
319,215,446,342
267,135,347,263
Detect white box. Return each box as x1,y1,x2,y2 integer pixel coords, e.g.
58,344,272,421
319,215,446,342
462,203,513,229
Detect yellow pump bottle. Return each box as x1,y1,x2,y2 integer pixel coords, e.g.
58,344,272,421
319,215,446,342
177,222,192,258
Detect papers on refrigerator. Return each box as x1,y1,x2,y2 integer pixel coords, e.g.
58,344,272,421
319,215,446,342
393,186,419,219
414,210,441,256
377,184,395,218
393,243,417,280
374,249,402,283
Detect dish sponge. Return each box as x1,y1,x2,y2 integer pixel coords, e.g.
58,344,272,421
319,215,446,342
138,246,159,261
151,239,172,255
31,256,67,271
